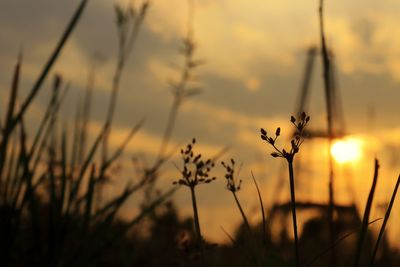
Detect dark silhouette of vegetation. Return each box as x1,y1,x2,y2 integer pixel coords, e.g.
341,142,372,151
260,112,310,267
1,0,400,267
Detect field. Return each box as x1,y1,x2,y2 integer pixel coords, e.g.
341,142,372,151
1,0,400,266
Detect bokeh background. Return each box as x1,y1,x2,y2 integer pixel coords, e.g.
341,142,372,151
1,0,400,244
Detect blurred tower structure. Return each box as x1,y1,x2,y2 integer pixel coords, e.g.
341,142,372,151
270,46,347,205
267,47,363,266
295,47,346,139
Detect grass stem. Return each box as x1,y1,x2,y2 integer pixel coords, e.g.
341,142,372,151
288,158,300,267
353,159,379,267
190,185,202,246
368,174,400,267
232,191,251,233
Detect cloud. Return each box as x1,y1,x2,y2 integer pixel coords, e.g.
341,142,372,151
3,0,400,245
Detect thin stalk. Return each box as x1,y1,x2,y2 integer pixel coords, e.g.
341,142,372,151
220,226,236,245
155,0,197,165
304,218,382,267
83,165,96,232
78,64,95,163
145,58,191,200
3,133,17,204
251,171,266,246
190,185,202,245
232,191,251,233
353,159,379,267
128,188,176,227
29,77,64,161
96,188,176,245
102,2,149,163
319,1,336,265
10,0,88,132
47,141,57,267
369,174,400,267
59,128,67,220
288,159,300,267
0,52,21,181
70,100,82,172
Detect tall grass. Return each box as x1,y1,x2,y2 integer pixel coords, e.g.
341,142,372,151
221,159,251,234
260,112,310,267
369,175,400,266
353,159,380,267
0,1,175,266
2,0,400,266
173,139,216,247
319,1,337,265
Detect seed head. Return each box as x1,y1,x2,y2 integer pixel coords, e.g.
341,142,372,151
276,127,281,137
260,113,310,161
260,128,267,136
221,158,242,193
172,139,216,187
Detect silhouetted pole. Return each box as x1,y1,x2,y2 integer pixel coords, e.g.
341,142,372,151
319,1,337,267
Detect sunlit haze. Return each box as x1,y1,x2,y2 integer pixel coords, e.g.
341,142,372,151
331,138,363,164
1,1,400,265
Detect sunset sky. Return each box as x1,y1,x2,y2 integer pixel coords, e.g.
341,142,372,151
1,0,400,242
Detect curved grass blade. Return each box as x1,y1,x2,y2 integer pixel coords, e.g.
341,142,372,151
369,174,400,267
305,218,382,267
11,0,89,131
353,159,379,267
251,171,266,246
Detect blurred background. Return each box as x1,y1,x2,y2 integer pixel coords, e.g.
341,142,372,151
1,0,400,255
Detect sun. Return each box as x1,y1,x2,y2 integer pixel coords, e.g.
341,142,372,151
331,138,362,164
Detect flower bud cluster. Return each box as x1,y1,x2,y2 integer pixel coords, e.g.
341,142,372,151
173,138,216,188
221,159,242,193
260,112,310,161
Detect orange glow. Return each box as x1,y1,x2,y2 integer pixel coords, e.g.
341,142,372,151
331,138,362,164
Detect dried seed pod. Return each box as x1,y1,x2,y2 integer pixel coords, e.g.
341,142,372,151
268,137,275,145
261,128,267,135
271,152,280,158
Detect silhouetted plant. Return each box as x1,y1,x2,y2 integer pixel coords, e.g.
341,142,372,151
0,1,177,266
4,0,400,266
353,159,379,267
221,159,251,233
369,174,400,266
102,0,150,163
139,0,204,207
260,112,310,267
156,5,204,165
173,138,216,246
319,1,337,263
